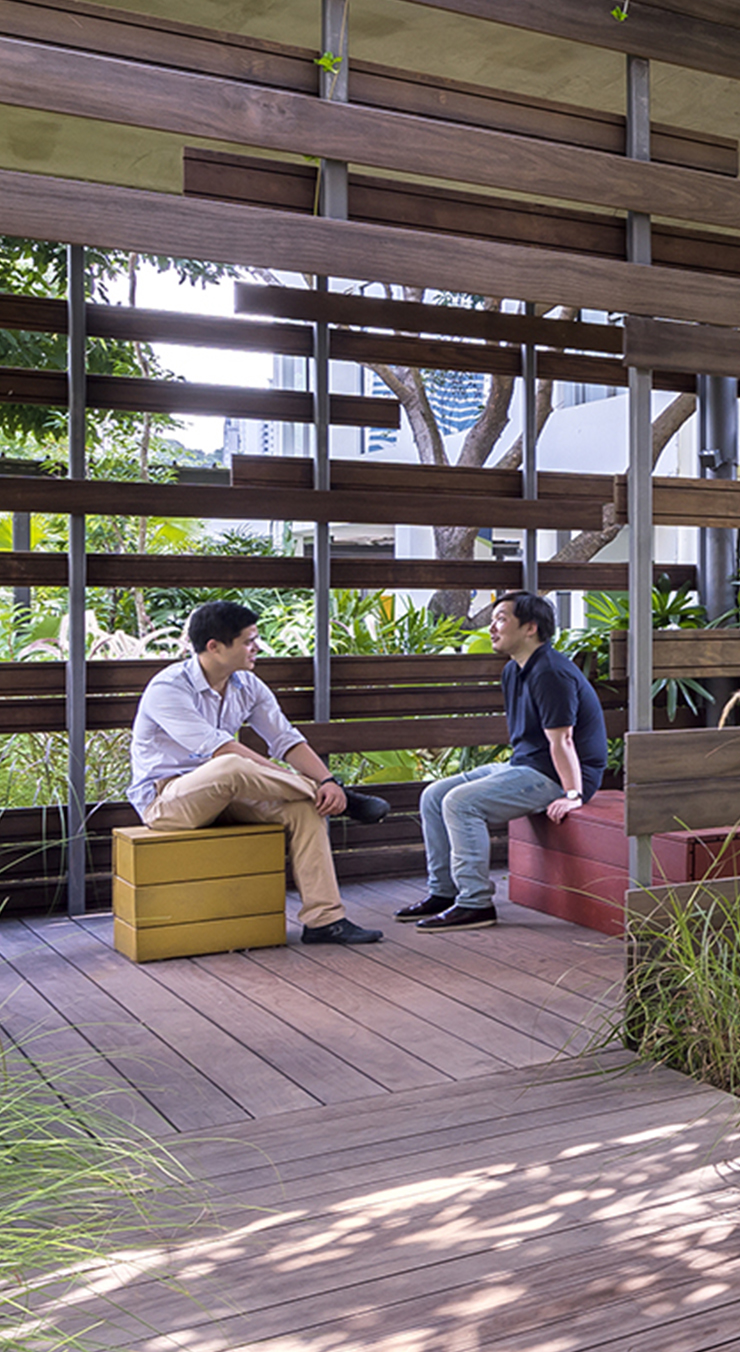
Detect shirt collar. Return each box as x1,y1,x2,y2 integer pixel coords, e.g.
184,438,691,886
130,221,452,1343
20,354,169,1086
186,652,217,694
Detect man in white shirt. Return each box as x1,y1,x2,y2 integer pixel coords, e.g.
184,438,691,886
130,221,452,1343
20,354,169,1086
129,601,383,945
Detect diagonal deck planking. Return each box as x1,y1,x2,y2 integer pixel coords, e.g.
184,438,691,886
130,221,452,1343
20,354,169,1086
2,873,739,1351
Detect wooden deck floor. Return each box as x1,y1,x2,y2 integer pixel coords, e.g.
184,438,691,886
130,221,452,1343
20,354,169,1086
3,873,740,1351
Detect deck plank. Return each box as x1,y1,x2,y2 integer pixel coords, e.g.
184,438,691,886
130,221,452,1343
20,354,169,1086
3,879,738,1352
22,915,318,1120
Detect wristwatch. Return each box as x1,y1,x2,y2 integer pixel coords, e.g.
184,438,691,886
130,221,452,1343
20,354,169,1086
565,789,582,801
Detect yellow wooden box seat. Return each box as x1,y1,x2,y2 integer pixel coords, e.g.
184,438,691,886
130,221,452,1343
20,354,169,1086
112,823,286,962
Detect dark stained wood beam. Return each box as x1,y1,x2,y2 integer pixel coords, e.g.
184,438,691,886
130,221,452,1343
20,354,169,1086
0,474,604,529
0,368,399,427
624,316,740,379
0,1,735,175
3,37,740,233
404,0,740,81
0,551,695,592
5,170,740,329
614,475,740,527
234,282,624,352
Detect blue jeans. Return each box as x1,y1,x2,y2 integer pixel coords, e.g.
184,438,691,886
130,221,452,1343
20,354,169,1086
420,763,562,909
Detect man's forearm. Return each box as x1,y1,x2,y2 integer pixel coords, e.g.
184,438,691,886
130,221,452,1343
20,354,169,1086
284,742,332,784
546,732,582,795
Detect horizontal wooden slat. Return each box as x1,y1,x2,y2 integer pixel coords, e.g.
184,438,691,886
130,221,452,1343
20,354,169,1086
406,0,740,81
614,476,740,528
0,551,698,593
235,282,624,353
626,875,740,926
232,455,615,500
0,293,312,356
1,0,735,175
0,368,399,428
0,474,604,529
214,158,740,289
4,36,740,235
349,60,737,177
611,629,740,681
294,714,511,754
6,171,740,331
625,727,740,835
624,316,740,379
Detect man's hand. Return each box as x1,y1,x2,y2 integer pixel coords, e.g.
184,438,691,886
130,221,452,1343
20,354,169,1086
546,795,581,824
315,778,347,817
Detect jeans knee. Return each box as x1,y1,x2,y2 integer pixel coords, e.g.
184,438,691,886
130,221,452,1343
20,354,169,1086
441,784,485,828
420,779,449,817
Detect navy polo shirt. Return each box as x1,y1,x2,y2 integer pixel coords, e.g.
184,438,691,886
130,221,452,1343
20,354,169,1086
501,643,607,802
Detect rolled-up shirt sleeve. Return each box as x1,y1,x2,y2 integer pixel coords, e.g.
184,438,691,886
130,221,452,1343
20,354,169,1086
245,680,306,762
141,679,235,761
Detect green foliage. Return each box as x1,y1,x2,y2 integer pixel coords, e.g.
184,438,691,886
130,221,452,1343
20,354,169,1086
0,1041,197,1351
314,50,343,74
622,879,740,1095
142,527,294,632
611,2,629,18
555,582,716,719
259,590,467,657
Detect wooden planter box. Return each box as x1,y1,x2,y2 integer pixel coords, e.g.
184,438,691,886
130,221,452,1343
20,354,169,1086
508,790,740,936
112,823,286,961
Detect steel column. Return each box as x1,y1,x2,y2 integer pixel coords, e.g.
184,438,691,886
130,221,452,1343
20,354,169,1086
313,0,349,726
67,244,87,915
11,512,31,612
522,301,538,593
697,373,738,722
626,55,653,891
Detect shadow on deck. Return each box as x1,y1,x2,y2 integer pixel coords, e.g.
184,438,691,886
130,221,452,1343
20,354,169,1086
1,874,739,1351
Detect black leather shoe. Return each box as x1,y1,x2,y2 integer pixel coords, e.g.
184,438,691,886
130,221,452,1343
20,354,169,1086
416,903,498,932
343,788,390,824
394,894,455,923
302,918,383,944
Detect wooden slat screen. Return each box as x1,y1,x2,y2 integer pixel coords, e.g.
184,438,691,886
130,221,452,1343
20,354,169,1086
614,476,740,528
625,727,740,836
611,630,740,681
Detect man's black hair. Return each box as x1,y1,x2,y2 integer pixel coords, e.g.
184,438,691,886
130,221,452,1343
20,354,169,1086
188,601,259,652
496,591,556,643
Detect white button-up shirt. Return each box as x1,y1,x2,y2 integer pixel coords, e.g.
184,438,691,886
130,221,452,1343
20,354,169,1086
127,654,306,819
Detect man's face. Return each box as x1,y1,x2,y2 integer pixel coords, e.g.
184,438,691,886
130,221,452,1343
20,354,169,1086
220,625,260,673
489,602,534,657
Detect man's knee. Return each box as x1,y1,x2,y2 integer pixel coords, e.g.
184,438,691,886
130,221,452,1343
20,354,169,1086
420,779,450,816
441,782,489,826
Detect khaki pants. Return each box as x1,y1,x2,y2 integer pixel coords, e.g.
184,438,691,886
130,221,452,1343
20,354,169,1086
142,753,344,928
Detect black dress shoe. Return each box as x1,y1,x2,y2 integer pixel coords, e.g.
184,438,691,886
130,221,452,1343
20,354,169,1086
394,894,455,922
343,788,390,824
302,918,383,944
416,903,498,932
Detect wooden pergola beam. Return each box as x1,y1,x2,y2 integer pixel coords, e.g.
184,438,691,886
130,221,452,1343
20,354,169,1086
3,170,740,329
3,37,740,233
0,474,604,530
405,0,740,81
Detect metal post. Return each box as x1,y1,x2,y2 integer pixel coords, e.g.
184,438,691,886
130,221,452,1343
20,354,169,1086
626,54,653,891
522,302,538,593
67,244,87,915
11,513,31,612
697,374,738,722
313,280,331,724
319,0,349,221
313,0,349,726
555,531,571,630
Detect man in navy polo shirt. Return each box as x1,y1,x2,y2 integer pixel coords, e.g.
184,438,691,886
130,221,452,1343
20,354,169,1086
396,590,607,932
